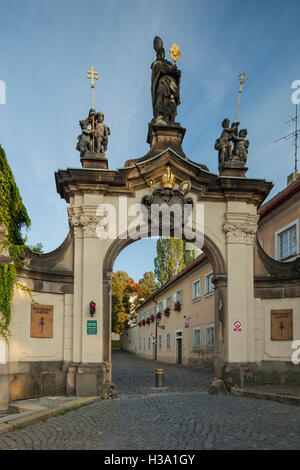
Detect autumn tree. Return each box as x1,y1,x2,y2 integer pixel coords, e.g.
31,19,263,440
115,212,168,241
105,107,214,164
135,271,159,308
112,271,137,333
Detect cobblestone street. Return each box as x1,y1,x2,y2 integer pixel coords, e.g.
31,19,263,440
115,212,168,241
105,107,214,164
0,350,299,450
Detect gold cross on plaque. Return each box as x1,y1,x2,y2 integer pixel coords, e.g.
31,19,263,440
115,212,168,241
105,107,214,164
86,66,99,109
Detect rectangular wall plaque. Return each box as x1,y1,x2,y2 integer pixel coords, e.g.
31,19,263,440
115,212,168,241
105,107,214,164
271,309,293,341
87,320,97,335
30,304,54,338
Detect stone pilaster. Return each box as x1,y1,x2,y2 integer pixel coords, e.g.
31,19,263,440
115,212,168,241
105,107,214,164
224,213,259,245
224,213,259,366
103,271,113,381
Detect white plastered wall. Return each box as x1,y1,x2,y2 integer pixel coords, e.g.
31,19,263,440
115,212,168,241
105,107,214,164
8,288,73,364
254,297,300,362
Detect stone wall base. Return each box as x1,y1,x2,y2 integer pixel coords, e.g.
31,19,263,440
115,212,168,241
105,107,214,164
223,361,300,388
7,361,69,402
0,364,10,411
66,362,109,397
0,361,112,403
187,356,214,370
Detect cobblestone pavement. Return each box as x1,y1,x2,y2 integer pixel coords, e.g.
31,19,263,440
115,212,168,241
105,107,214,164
0,350,299,450
111,350,215,394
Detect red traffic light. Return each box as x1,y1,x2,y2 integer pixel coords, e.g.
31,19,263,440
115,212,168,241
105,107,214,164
90,301,96,316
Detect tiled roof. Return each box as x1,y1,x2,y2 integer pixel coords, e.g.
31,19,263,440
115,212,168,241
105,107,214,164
258,178,300,220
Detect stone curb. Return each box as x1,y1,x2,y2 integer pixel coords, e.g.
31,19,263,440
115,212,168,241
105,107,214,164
0,396,102,435
231,387,300,407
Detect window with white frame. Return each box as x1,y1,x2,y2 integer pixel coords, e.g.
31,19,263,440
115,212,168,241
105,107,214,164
205,272,214,295
276,220,299,261
158,334,162,350
173,289,182,304
143,337,146,350
192,279,201,300
164,296,171,309
205,324,214,346
192,327,201,349
148,337,151,349
158,301,163,313
166,333,171,349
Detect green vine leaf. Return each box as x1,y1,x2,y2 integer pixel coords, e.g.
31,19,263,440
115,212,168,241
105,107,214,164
0,144,33,340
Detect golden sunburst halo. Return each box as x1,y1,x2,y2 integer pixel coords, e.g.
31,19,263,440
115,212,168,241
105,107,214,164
169,44,181,63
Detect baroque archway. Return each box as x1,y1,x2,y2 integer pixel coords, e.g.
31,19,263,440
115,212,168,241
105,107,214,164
102,228,227,382
54,36,272,395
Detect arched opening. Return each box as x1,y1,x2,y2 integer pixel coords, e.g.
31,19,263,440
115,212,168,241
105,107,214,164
102,228,227,387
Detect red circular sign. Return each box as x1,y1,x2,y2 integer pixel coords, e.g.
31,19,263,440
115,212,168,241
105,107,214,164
234,321,242,332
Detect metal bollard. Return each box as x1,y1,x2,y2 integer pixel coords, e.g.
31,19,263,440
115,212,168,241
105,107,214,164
155,369,165,388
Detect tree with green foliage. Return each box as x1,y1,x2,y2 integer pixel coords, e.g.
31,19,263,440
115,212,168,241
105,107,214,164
134,271,159,309
0,145,32,340
27,242,44,254
154,238,195,287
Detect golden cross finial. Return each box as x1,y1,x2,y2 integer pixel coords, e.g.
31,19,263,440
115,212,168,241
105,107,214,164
86,66,99,109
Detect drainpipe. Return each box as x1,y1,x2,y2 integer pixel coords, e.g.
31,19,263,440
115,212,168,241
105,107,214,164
153,298,158,361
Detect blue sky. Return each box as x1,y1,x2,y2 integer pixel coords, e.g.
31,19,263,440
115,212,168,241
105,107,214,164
1,0,300,281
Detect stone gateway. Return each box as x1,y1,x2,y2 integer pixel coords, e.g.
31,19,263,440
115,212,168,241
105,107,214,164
0,37,299,410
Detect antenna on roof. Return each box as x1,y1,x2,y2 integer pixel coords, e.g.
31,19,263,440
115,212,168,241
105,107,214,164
274,104,299,173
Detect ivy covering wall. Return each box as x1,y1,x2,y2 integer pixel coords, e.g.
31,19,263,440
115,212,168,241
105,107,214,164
0,144,31,339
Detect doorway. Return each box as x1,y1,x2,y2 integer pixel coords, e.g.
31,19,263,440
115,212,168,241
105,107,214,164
176,331,183,364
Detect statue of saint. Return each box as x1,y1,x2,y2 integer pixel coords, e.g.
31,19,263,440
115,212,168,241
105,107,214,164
151,36,181,125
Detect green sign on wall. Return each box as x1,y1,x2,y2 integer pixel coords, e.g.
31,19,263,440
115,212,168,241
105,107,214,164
87,320,97,335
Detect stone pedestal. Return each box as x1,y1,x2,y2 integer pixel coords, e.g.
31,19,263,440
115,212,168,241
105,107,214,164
147,123,187,159
66,362,108,397
219,162,248,177
223,363,259,388
80,153,108,169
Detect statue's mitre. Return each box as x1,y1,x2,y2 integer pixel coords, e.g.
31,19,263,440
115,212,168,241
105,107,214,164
161,167,175,189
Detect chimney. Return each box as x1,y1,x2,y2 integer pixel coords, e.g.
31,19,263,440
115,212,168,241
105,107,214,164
287,172,300,187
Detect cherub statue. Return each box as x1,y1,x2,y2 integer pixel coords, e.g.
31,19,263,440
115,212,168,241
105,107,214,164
76,109,111,157
76,119,92,155
93,112,111,154
214,118,239,166
232,129,249,164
